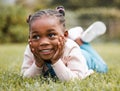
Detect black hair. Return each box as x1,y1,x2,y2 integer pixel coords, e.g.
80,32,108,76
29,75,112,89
27,6,65,29
56,6,65,16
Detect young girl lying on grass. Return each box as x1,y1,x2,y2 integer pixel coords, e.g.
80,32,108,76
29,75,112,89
21,6,108,81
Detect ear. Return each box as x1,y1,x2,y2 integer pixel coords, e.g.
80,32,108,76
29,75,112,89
64,30,68,37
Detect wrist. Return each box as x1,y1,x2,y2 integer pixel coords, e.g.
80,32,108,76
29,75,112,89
35,61,44,68
34,55,44,68
51,59,58,65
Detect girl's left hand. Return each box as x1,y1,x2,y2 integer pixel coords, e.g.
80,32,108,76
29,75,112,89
28,39,44,67
51,36,65,64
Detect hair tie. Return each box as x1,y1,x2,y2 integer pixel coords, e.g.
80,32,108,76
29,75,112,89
56,6,65,16
26,14,32,23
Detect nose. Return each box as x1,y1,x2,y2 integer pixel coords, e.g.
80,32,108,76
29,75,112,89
39,38,50,46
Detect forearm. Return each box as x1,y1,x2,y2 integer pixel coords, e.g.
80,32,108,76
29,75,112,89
52,59,82,81
22,62,43,78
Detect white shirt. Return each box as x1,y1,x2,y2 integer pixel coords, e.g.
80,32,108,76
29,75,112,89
21,39,94,81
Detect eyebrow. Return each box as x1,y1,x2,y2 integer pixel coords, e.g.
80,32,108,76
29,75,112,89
47,29,56,33
31,31,38,34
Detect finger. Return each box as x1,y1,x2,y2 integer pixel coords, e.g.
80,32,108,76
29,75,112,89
58,36,62,50
28,39,30,43
60,36,65,54
59,36,65,50
57,37,64,55
28,39,35,53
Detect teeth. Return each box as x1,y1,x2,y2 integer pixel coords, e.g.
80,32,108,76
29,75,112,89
41,50,50,52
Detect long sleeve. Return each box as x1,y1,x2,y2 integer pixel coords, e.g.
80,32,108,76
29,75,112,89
21,45,43,77
52,39,94,81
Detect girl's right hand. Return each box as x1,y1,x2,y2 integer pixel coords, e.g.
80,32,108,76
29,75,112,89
51,36,65,64
28,39,44,68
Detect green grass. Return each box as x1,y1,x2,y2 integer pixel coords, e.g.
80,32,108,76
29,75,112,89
0,43,120,91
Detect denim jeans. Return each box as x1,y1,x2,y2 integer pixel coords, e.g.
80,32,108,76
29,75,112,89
80,43,108,73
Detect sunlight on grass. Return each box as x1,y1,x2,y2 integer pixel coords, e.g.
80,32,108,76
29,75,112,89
0,43,120,91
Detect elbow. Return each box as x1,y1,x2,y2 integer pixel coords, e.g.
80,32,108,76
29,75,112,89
21,72,30,78
21,70,33,78
58,73,79,82
22,72,31,78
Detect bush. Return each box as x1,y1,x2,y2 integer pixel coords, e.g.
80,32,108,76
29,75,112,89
75,8,120,42
9,26,28,43
0,4,120,43
0,5,29,43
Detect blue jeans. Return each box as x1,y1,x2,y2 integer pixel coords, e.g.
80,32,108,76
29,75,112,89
80,43,108,73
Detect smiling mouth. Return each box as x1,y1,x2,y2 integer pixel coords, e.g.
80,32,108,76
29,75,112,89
40,49,53,55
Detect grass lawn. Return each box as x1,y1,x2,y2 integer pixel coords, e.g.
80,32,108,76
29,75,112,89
0,43,120,91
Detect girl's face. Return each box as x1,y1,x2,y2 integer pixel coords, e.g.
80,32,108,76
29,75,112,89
29,15,66,61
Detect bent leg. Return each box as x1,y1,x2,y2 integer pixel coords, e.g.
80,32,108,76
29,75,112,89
80,43,108,73
81,49,95,70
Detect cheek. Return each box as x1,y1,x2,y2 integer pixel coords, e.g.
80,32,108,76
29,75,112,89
31,41,39,50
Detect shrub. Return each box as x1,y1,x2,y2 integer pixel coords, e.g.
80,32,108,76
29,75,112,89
9,25,28,43
0,5,29,43
75,8,120,42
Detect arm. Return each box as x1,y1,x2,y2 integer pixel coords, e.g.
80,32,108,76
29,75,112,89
52,41,94,81
21,45,43,77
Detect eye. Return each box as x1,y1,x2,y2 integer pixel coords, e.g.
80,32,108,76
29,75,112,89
32,35,40,40
48,33,56,38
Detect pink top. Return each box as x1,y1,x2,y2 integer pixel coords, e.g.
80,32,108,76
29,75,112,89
21,39,94,81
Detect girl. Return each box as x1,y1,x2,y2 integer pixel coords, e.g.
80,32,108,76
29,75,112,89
21,6,108,81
